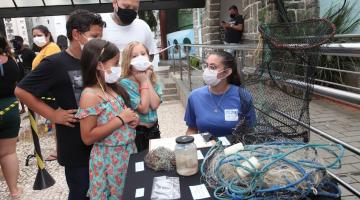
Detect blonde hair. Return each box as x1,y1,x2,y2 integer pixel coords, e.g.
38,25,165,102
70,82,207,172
121,41,157,85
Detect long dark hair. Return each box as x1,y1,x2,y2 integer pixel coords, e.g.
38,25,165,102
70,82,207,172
32,25,54,42
212,51,241,86
81,39,130,106
0,34,12,57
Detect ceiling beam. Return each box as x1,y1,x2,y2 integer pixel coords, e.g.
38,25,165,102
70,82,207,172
0,0,205,18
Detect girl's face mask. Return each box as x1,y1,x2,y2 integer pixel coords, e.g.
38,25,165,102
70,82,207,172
130,55,152,71
202,68,221,86
100,66,122,84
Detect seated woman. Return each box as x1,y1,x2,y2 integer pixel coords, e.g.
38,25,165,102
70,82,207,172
184,51,256,137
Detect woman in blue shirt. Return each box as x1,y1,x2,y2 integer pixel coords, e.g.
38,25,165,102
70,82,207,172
185,51,256,137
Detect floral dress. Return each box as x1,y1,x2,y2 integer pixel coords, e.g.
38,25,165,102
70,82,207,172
75,94,136,200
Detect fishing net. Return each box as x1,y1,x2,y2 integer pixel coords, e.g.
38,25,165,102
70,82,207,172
233,19,336,144
144,147,176,171
201,142,344,200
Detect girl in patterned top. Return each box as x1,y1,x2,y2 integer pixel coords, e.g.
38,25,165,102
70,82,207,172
76,39,139,199
119,41,163,152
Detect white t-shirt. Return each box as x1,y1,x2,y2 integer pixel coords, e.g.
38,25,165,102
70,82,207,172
102,13,157,55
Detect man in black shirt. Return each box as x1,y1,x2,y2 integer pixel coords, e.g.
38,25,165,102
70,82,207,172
221,5,244,55
11,36,36,77
15,10,105,200
11,36,36,113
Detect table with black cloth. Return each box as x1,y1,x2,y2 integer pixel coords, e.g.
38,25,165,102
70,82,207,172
123,147,213,200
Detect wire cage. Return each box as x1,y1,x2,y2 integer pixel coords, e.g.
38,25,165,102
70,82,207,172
233,19,336,144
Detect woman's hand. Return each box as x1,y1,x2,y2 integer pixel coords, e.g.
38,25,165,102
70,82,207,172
118,108,137,124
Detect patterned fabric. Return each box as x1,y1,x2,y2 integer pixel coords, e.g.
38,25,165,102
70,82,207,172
75,94,136,199
119,78,162,125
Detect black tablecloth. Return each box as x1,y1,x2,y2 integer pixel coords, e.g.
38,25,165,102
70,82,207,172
123,148,213,200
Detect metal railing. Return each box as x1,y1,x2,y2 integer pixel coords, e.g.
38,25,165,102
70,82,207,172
162,40,360,197
164,41,360,104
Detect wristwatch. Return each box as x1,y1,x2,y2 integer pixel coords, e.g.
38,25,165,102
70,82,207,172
230,24,234,28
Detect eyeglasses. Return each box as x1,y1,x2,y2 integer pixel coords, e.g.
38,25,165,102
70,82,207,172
202,63,223,72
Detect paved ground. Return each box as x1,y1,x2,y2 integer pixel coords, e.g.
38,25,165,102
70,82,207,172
0,97,359,199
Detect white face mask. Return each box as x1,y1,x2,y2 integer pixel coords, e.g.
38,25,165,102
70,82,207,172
203,68,221,86
79,35,93,50
103,66,122,83
130,55,152,71
33,36,47,47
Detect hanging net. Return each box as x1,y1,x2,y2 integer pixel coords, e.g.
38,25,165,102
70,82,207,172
232,19,336,144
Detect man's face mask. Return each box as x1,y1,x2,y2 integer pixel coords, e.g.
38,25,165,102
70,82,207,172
116,3,137,25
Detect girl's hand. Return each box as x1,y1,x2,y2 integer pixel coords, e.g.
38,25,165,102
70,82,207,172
128,114,139,129
146,67,153,78
133,71,148,84
119,108,137,124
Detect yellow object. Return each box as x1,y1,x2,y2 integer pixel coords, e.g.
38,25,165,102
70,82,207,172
0,101,18,116
32,42,61,70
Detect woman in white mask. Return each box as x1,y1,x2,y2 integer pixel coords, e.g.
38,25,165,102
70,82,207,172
119,41,162,152
31,25,61,70
76,39,139,199
185,51,256,137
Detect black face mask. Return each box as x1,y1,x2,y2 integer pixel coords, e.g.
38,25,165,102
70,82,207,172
12,41,22,51
230,14,236,18
116,6,137,25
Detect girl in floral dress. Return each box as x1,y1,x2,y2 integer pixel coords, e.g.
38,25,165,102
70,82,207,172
76,39,139,199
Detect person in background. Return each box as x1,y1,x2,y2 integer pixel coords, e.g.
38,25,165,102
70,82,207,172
0,34,22,199
15,10,105,200
221,5,244,55
31,25,62,161
77,39,139,199
120,41,162,152
102,0,157,59
32,25,61,70
57,35,69,51
185,51,256,137
10,36,36,114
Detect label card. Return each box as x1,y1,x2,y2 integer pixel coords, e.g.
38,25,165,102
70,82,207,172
189,184,211,199
135,188,144,198
218,137,231,146
197,150,204,160
135,161,145,172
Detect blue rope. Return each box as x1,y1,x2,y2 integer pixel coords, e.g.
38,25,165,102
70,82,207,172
201,141,344,199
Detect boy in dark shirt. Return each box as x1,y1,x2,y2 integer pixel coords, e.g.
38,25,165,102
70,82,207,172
15,10,105,200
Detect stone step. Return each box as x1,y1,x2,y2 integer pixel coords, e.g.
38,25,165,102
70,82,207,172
162,94,180,101
162,88,178,95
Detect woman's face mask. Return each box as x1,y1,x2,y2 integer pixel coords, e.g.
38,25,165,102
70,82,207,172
130,55,152,71
202,68,221,86
33,36,47,48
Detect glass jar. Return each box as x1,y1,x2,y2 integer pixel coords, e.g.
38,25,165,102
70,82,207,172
175,136,198,176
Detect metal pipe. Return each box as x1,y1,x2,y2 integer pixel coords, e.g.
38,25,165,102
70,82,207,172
187,52,192,91
272,109,360,155
314,79,360,93
313,83,360,104
328,171,360,197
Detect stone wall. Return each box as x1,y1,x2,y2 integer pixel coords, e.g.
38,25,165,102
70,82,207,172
194,0,320,45
243,0,319,42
